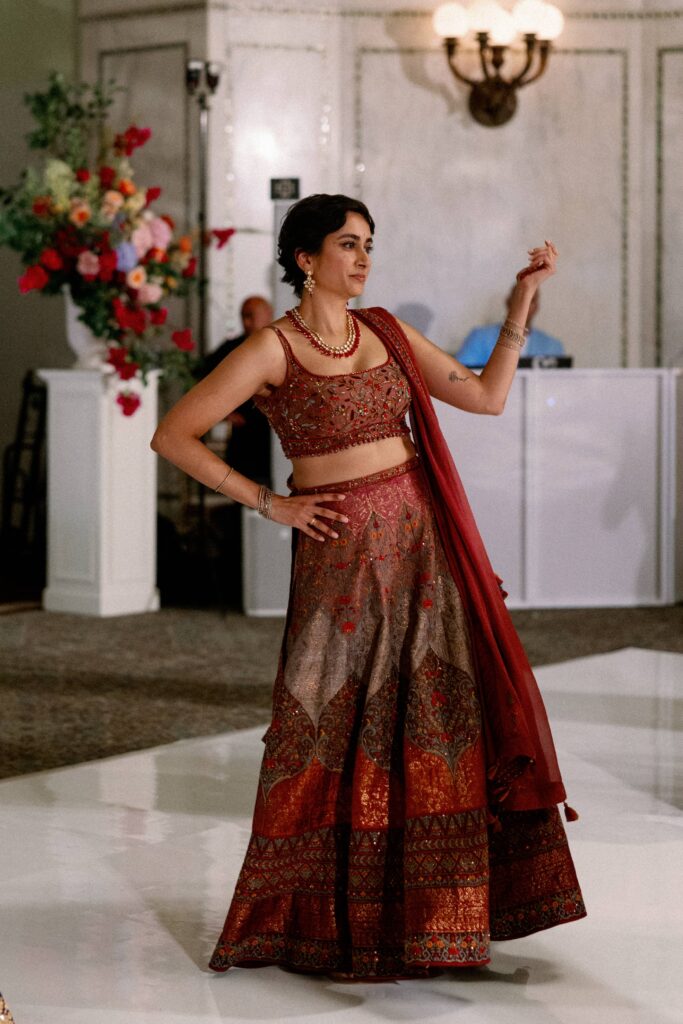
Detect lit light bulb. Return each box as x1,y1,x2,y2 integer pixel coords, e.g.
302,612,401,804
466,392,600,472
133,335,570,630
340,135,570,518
512,0,549,35
468,0,506,35
433,2,470,39
488,8,518,45
536,3,565,40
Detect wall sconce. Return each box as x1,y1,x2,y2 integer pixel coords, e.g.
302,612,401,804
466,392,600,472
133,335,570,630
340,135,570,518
433,0,564,127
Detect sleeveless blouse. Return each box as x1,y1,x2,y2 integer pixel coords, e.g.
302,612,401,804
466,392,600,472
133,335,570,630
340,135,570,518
252,325,412,459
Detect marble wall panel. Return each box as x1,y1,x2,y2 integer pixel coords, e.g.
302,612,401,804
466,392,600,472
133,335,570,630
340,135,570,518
100,44,189,229
355,45,626,367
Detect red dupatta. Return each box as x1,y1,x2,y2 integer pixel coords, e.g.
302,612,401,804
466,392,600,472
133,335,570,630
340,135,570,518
355,306,574,816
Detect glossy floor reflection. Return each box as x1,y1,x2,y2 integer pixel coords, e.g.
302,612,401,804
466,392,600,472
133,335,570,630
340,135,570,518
1,647,681,1024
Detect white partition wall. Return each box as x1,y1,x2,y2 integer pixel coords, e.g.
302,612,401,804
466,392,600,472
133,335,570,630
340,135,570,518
437,368,679,608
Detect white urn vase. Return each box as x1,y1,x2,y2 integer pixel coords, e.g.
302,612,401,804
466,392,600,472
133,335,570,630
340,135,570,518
63,286,111,369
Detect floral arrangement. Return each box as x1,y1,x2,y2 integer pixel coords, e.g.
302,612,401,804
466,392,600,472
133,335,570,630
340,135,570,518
0,73,234,415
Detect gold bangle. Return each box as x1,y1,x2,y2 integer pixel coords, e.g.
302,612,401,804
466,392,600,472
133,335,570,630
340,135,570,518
496,339,522,353
499,324,525,347
257,485,274,519
214,465,234,493
504,316,529,334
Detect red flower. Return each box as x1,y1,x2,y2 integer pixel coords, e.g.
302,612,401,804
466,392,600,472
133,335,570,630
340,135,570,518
54,227,86,259
39,248,63,270
32,195,52,217
75,168,90,182
182,256,197,278
18,265,49,294
98,250,117,282
112,298,146,336
341,621,356,634
98,165,116,189
422,598,433,609
118,360,140,381
212,227,235,249
145,186,162,205
116,392,141,416
161,214,176,231
149,307,168,325
107,345,128,368
114,125,151,156
172,328,195,351
145,247,168,264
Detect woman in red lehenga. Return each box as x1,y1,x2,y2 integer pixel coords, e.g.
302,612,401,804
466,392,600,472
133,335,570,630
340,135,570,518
151,193,586,980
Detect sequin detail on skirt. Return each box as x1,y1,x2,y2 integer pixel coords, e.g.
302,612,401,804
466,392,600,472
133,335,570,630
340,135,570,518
209,458,586,977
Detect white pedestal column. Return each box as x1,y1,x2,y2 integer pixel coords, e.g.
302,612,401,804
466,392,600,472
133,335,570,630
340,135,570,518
38,369,161,616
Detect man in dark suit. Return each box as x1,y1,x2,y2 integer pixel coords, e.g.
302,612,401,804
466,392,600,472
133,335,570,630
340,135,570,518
200,295,274,487
197,295,273,609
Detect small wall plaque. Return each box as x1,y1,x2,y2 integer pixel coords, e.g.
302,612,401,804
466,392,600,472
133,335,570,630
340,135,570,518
270,178,300,201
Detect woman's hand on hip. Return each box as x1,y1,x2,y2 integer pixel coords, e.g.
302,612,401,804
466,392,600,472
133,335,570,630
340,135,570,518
271,493,349,542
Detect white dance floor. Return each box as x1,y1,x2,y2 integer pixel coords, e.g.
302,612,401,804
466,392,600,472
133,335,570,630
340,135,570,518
1,647,681,1024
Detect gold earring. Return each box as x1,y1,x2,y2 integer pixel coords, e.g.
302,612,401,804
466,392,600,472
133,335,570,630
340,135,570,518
304,269,316,294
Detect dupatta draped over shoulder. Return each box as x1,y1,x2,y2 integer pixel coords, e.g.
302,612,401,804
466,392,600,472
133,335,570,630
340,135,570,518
355,306,571,816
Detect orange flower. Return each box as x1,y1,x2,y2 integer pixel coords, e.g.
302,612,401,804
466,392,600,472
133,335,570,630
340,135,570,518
178,235,193,253
68,199,91,226
117,178,136,197
126,266,147,289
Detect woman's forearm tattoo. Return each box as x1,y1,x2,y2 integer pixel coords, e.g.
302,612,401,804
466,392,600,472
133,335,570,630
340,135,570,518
448,370,470,384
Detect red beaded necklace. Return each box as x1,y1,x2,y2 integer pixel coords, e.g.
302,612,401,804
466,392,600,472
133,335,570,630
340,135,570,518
285,307,361,359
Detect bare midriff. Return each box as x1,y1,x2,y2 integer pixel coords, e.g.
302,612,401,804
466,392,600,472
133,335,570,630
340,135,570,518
290,433,417,489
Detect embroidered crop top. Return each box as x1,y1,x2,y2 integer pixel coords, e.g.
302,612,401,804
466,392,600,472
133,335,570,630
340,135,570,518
252,325,412,459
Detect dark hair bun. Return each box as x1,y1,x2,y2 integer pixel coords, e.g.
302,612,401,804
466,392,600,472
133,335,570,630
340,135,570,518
277,194,375,296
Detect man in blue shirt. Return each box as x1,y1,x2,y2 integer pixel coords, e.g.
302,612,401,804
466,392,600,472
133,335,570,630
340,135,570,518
456,288,564,367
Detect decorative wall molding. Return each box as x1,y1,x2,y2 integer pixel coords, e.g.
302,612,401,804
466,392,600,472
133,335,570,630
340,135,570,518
655,46,683,367
78,4,683,25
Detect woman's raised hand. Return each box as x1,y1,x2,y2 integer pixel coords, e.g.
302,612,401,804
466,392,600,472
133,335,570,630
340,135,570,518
271,493,349,542
516,239,558,287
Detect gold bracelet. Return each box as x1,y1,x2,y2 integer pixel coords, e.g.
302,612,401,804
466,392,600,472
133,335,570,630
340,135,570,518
257,485,274,520
496,338,522,353
499,324,525,347
214,465,234,493
503,316,529,336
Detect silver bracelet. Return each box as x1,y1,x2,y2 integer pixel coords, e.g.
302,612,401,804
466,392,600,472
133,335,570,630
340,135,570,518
214,465,234,493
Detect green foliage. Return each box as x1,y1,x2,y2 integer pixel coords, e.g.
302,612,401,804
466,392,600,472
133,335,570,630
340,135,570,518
24,71,120,168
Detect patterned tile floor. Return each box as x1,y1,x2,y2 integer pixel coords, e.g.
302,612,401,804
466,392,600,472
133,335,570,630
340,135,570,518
0,647,681,1024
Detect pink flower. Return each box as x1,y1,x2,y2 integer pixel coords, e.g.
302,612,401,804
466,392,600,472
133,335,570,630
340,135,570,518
137,282,163,305
126,266,147,289
148,216,173,251
100,190,124,222
131,222,154,258
77,251,100,277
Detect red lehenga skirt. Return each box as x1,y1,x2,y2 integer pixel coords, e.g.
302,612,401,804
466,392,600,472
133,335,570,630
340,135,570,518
209,456,585,978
